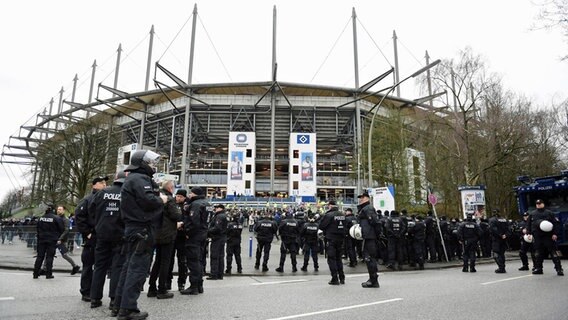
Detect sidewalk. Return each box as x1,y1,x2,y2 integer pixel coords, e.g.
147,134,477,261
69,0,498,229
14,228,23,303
0,231,520,276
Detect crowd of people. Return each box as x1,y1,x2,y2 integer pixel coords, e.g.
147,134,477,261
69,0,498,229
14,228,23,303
9,149,565,319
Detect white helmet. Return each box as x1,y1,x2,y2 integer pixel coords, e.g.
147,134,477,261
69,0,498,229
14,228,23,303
523,234,533,243
539,220,553,232
349,224,363,240
317,229,324,240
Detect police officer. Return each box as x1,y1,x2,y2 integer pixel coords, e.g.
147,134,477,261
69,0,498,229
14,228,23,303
75,175,108,302
207,203,228,280
448,218,462,261
319,200,346,285
300,212,319,272
479,217,491,258
424,211,437,263
253,211,278,272
180,187,209,295
357,192,380,288
527,199,563,276
225,210,243,274
408,215,426,270
168,189,188,291
33,203,64,279
458,213,482,272
276,212,301,273
89,171,126,309
113,150,166,320
489,209,510,273
343,208,358,267
517,212,536,271
147,180,182,299
385,210,407,271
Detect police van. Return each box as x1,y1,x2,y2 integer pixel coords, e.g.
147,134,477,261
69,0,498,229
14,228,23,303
514,170,568,256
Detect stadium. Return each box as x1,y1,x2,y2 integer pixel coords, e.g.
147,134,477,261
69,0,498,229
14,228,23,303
1,5,441,207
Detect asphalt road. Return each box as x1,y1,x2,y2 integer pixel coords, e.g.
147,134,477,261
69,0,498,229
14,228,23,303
0,260,566,320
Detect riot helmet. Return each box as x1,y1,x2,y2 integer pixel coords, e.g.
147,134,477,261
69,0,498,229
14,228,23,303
126,149,161,173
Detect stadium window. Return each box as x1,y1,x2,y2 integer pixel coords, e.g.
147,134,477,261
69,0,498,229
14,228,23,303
293,150,299,158
245,180,251,189
246,164,252,173
293,181,299,190
293,165,299,174
246,149,252,158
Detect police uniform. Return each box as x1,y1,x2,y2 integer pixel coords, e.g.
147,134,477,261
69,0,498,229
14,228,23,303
527,200,563,276
89,175,126,308
319,201,346,285
385,210,407,271
180,187,209,295
225,212,243,274
276,213,301,273
207,204,228,280
113,150,164,320
253,214,278,272
33,205,64,278
458,214,482,272
357,193,381,288
489,210,510,273
300,217,319,271
517,212,535,271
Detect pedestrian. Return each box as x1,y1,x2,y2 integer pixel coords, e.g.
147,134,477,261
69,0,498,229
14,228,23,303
75,175,108,302
275,212,300,273
167,189,188,291
253,211,278,272
225,210,244,274
517,212,536,271
299,212,319,272
318,200,346,285
356,192,380,288
527,199,563,276
33,203,64,279
207,203,228,280
55,205,80,275
113,149,166,320
457,213,482,272
180,187,209,295
489,209,510,273
89,171,127,309
147,180,182,299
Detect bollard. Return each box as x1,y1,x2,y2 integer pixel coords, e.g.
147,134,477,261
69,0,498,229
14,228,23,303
249,237,253,257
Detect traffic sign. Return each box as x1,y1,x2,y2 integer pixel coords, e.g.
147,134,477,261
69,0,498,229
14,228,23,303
428,193,438,206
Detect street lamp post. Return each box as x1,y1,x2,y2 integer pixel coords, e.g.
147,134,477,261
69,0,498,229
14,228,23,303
367,59,440,187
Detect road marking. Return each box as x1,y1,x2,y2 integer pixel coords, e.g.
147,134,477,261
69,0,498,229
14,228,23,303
0,297,15,301
346,272,384,278
266,298,403,320
481,275,533,285
251,279,309,286
0,272,29,276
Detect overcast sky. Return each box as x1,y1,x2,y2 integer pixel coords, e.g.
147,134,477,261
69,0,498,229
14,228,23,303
0,0,566,203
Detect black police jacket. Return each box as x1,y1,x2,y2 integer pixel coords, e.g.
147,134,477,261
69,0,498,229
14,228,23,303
489,216,510,242
37,211,64,243
208,210,228,241
527,208,559,236
300,221,319,244
458,220,482,243
254,217,278,242
410,220,426,241
278,217,300,243
91,182,125,242
120,169,164,229
226,220,243,245
357,201,379,240
319,207,346,241
182,195,209,242
385,213,407,239
75,190,98,238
